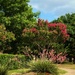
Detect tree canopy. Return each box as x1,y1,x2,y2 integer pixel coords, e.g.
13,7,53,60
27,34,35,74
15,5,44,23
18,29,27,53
0,0,39,53
52,13,75,61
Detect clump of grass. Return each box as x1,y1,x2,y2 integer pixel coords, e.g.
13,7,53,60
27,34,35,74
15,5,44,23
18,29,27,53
0,65,8,75
29,60,59,75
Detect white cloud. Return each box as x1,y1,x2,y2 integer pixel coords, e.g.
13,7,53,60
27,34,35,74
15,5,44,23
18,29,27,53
29,0,75,16
31,4,39,9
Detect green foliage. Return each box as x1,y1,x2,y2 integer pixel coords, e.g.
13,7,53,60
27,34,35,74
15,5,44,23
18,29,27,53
22,19,69,58
0,0,39,53
0,54,29,70
0,24,15,52
52,13,75,59
0,65,8,75
29,60,58,75
0,24,15,42
0,0,39,32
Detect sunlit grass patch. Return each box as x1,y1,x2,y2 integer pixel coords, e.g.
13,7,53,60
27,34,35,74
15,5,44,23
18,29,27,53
57,64,75,69
58,69,67,75
8,68,30,75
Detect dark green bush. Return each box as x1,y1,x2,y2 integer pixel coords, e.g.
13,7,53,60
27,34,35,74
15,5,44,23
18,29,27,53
0,54,29,70
0,65,8,75
29,60,58,75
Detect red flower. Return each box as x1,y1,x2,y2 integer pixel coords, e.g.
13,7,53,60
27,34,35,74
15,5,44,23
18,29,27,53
30,28,38,33
48,23,56,28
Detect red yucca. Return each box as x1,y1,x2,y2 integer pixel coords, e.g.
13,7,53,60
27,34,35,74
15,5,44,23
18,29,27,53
39,49,67,63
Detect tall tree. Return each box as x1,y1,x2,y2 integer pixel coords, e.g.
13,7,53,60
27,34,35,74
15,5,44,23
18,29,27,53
0,0,39,53
52,13,75,63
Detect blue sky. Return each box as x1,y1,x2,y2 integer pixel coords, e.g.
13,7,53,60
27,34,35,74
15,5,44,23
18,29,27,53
29,0,75,22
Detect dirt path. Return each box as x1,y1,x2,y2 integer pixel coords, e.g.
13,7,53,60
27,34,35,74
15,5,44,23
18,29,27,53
60,68,75,75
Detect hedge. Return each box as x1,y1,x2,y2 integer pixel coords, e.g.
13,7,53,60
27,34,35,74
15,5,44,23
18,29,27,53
0,54,30,70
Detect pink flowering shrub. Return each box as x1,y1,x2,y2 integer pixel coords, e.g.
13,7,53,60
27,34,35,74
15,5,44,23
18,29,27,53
39,49,67,63
22,19,69,62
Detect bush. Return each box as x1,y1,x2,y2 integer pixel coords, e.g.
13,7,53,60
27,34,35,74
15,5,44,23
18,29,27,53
0,54,29,70
29,60,58,75
0,65,8,75
39,49,67,63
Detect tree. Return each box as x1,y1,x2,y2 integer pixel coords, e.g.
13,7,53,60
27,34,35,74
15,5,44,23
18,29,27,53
22,19,69,58
52,13,75,63
0,0,39,53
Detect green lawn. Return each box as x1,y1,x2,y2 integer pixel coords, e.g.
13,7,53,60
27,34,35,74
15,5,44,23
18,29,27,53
58,69,67,75
8,67,66,75
8,68,30,75
57,64,75,69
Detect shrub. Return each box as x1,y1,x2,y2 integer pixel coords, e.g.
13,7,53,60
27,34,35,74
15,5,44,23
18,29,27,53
0,65,8,75
29,60,58,75
0,54,29,70
22,19,69,61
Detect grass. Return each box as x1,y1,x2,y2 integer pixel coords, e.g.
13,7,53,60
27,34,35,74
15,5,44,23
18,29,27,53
58,69,67,75
7,63,75,75
8,68,30,75
7,66,67,75
8,68,66,75
57,64,75,69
